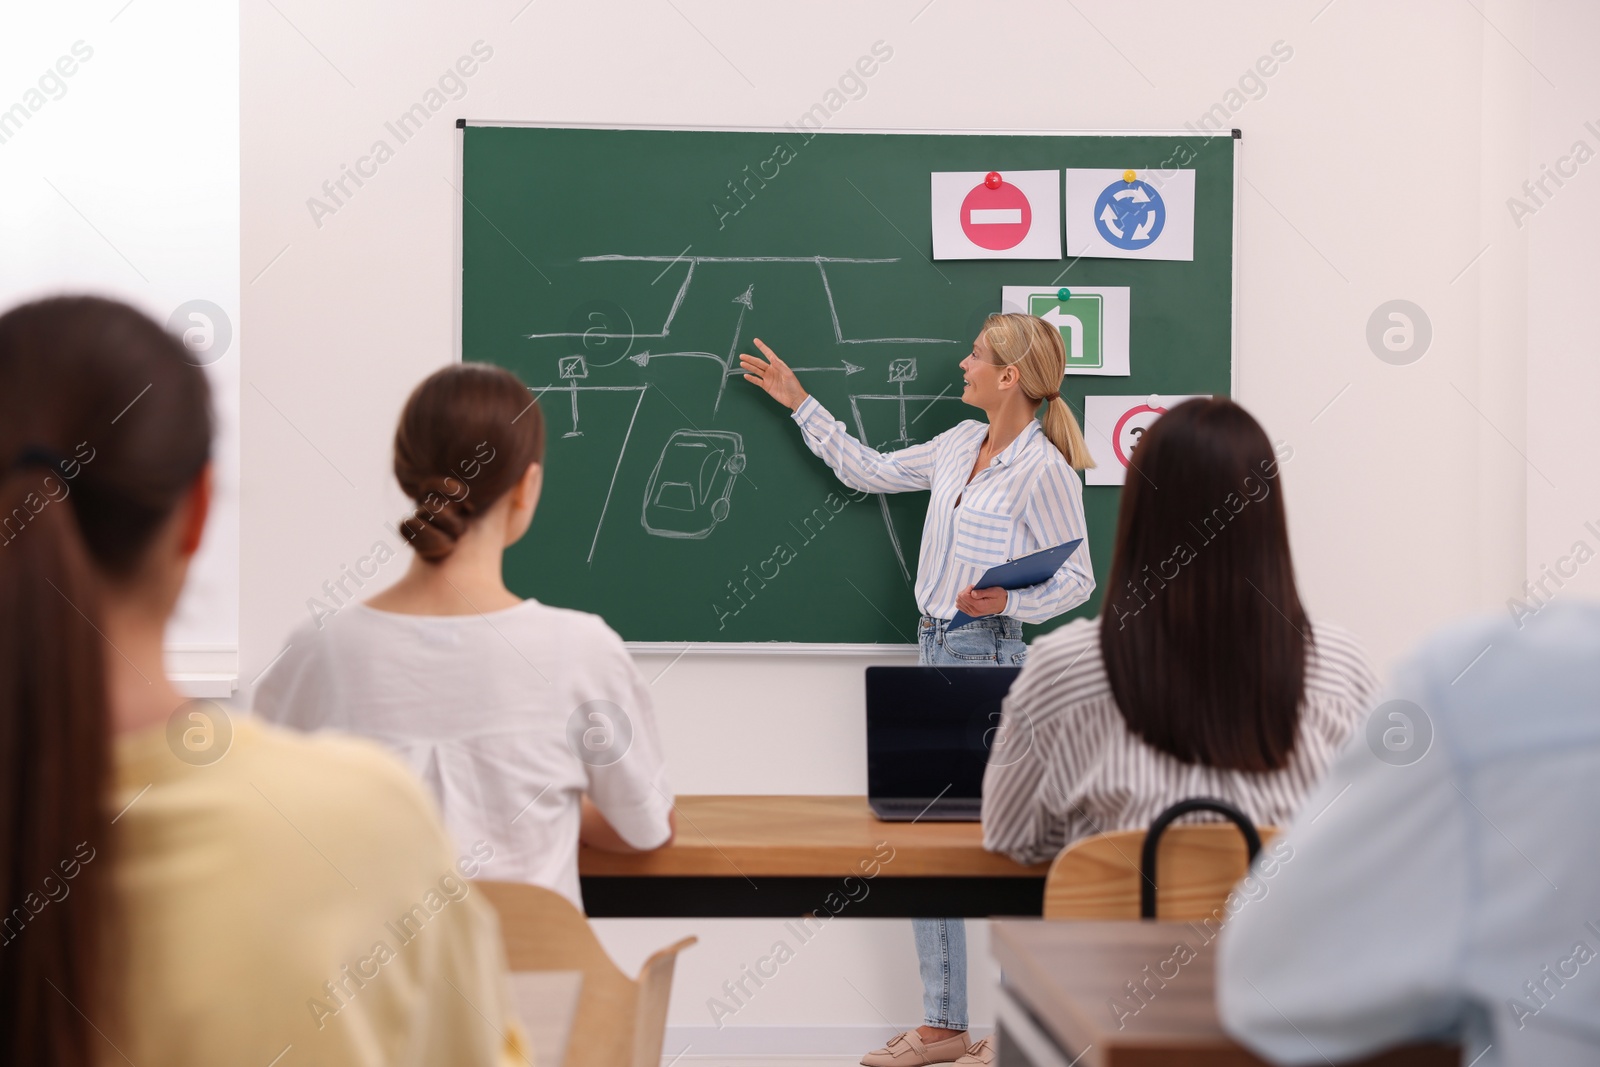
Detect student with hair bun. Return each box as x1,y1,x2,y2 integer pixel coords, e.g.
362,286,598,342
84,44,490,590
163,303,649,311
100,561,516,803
0,297,526,1066
256,363,675,912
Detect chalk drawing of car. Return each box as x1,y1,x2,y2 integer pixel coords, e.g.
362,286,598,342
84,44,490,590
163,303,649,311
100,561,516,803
641,429,747,539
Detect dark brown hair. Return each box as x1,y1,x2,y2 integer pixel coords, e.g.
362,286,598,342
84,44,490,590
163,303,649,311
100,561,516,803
0,296,211,1065
1098,398,1309,772
394,364,544,562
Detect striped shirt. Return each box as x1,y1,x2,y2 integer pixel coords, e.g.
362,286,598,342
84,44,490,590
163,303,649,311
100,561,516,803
982,618,1379,865
791,396,1094,623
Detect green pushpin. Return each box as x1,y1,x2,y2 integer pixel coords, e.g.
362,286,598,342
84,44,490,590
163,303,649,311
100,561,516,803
1057,287,1071,302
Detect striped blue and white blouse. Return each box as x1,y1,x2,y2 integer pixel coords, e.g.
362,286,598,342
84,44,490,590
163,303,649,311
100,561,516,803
791,395,1093,624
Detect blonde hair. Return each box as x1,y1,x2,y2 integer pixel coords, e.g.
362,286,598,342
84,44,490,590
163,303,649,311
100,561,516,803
980,313,1096,470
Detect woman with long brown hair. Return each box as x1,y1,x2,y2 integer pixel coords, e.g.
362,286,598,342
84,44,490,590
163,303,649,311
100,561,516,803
983,397,1377,883
0,297,526,1065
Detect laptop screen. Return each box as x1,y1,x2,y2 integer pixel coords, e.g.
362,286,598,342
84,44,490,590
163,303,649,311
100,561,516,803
865,666,1023,801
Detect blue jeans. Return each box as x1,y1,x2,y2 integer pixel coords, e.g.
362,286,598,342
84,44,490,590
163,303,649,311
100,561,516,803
911,615,1027,1029
917,614,1028,668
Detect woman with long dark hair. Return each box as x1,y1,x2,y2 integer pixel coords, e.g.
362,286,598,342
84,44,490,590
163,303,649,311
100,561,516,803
0,298,526,1065
983,397,1377,872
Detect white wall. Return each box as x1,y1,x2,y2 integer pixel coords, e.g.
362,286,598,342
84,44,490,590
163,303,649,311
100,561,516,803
1,1,240,685
1526,1,1600,608
240,0,1583,1047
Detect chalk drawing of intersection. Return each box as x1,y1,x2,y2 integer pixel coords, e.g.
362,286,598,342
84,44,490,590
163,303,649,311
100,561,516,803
521,254,958,563
524,255,954,347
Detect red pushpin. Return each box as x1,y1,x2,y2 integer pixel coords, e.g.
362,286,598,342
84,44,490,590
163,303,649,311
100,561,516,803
984,171,1002,189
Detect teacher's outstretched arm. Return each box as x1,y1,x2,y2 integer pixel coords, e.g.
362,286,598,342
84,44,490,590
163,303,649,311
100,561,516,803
741,338,940,495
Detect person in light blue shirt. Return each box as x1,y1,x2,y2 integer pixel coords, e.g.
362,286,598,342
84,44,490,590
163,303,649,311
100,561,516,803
1218,600,1600,1067
742,313,1095,1067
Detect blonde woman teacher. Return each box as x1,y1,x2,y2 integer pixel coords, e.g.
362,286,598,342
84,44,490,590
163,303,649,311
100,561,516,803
741,313,1095,1067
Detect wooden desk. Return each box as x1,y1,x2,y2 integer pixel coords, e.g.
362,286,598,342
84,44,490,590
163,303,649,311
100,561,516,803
578,795,1047,918
991,921,1457,1067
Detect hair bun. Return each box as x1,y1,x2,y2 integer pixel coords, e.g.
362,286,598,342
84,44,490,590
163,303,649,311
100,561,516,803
398,477,478,562
391,363,546,565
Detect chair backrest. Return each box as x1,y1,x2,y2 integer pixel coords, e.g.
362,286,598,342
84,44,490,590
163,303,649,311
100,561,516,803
1044,821,1279,921
475,880,695,1067
1138,797,1262,919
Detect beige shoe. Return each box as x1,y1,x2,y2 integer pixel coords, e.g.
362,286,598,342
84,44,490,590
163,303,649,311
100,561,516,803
860,1030,971,1066
953,1036,996,1065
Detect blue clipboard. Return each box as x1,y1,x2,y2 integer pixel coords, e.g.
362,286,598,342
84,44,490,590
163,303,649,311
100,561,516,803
948,538,1084,630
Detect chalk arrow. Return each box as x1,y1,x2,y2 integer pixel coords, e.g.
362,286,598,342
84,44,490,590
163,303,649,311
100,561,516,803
788,360,865,375
637,350,726,367
732,284,755,309
658,351,724,364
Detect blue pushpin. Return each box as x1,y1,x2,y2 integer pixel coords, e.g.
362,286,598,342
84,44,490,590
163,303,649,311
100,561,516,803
1057,287,1071,302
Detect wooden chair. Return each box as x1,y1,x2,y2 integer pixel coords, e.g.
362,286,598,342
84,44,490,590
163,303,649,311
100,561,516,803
475,880,696,1067
1043,799,1279,921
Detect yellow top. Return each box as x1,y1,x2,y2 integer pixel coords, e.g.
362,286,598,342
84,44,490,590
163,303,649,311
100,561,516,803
105,715,530,1066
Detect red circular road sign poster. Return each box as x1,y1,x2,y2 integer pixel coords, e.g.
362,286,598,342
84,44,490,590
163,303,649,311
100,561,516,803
1111,403,1167,467
960,180,1033,250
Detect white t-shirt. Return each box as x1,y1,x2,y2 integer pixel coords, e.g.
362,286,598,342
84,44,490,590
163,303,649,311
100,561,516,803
253,600,673,911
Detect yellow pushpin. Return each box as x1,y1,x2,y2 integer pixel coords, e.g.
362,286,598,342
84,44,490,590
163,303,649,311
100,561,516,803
1123,169,1137,183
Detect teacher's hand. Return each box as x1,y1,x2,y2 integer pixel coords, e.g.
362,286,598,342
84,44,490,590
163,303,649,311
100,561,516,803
956,585,1008,618
739,338,810,412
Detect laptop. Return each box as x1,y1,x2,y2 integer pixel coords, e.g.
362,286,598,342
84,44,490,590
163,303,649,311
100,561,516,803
866,665,1022,821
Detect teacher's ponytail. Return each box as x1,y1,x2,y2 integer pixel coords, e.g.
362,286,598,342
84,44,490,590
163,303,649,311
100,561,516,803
1039,393,1094,471
981,313,1096,471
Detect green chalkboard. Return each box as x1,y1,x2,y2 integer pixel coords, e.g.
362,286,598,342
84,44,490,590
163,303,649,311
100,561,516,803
460,125,1234,644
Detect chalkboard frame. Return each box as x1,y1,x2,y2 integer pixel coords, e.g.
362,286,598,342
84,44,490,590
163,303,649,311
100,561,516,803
454,122,1240,653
